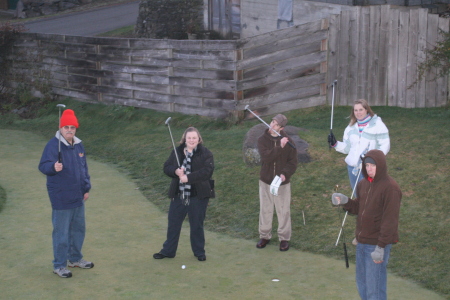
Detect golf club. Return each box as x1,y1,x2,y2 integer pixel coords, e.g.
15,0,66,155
165,117,181,167
329,80,337,149
334,147,369,246
244,105,296,149
334,184,349,268
56,104,66,163
165,117,185,199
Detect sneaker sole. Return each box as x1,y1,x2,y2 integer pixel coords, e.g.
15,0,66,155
67,263,94,269
53,271,72,278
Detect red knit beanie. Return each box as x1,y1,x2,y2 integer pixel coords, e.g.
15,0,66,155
60,109,79,128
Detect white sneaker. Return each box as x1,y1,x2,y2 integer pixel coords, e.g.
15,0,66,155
53,267,72,278
68,259,94,269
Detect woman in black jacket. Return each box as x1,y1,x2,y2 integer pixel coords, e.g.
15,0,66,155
153,127,214,261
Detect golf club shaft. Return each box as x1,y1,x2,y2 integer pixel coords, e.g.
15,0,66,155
58,108,62,163
245,107,296,149
329,80,337,150
167,125,181,168
330,80,337,130
56,104,66,163
335,166,362,246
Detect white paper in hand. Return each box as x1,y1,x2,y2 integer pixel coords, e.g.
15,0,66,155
270,175,282,196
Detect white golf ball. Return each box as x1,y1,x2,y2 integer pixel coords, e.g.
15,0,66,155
181,265,186,269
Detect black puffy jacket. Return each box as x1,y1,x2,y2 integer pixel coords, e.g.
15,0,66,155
163,143,214,200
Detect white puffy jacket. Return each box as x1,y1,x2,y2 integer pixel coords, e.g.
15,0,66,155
334,115,390,168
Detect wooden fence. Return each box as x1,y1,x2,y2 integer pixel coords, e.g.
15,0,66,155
327,5,450,107
6,5,449,119
11,35,239,118
237,19,329,117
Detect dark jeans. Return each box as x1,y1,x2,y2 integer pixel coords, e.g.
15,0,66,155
160,196,209,257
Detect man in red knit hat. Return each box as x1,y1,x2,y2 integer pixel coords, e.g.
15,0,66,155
39,108,94,278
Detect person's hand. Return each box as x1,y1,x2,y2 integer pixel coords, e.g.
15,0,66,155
83,193,89,201
280,137,288,148
371,246,384,263
328,131,337,148
54,162,63,172
331,193,348,205
180,175,188,183
175,167,185,177
280,174,286,182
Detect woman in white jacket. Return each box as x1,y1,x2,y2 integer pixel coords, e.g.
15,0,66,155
328,99,390,195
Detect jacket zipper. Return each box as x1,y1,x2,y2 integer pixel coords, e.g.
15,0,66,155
357,183,372,241
273,140,276,178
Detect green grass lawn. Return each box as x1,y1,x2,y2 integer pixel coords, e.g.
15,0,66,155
1,99,449,297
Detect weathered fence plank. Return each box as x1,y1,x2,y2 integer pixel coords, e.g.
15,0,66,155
367,6,380,105
347,8,359,104
437,17,450,107
238,43,322,70
387,8,399,106
397,11,410,108
357,7,370,100
242,30,327,58
237,85,322,109
241,51,325,83
240,20,324,50
327,13,340,104
376,5,390,106
416,9,428,108
337,10,351,106
238,64,321,91
405,9,420,108
426,14,439,107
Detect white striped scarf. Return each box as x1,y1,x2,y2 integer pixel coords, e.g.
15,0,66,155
179,150,193,205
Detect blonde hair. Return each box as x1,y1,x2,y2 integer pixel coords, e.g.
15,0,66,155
349,99,375,126
179,127,203,144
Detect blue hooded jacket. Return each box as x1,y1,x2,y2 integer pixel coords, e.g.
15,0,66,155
39,131,91,210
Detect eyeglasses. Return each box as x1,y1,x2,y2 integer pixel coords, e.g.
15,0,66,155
62,126,76,130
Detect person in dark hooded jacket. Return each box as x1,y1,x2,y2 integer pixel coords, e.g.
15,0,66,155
153,127,214,262
331,149,402,300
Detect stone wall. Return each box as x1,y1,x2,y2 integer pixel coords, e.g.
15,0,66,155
135,0,204,39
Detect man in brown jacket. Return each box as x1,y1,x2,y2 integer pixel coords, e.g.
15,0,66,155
256,114,298,251
332,149,402,300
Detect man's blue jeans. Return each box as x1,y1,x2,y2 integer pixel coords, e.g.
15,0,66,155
356,243,392,300
52,204,85,269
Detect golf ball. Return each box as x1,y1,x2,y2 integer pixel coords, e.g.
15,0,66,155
181,265,186,269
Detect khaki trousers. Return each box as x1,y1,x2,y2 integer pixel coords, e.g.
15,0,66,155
258,180,291,241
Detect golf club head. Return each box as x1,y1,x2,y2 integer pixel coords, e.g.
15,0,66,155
244,105,250,110
165,117,172,125
56,104,66,108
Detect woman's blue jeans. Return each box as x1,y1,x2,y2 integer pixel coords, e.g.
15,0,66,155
52,204,85,269
356,243,392,300
347,165,364,197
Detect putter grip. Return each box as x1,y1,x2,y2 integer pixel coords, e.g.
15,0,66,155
58,152,62,163
287,141,296,149
344,243,349,269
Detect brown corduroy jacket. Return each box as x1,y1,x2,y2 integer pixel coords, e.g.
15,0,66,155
344,149,402,248
257,129,298,185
